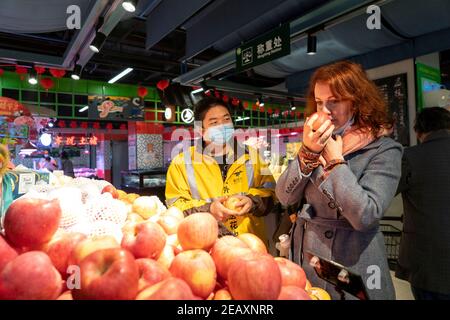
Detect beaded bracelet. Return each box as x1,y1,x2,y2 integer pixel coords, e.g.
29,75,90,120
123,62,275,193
324,159,347,172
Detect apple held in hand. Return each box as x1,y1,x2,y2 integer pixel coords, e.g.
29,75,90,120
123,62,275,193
169,249,217,299
136,258,170,292
227,253,282,300
278,286,311,300
237,233,267,254
121,221,166,259
0,235,18,272
177,212,218,251
4,198,61,248
0,251,62,300
45,232,87,278
224,196,241,211
274,257,307,289
136,277,195,300
311,111,330,131
72,248,139,300
101,185,119,199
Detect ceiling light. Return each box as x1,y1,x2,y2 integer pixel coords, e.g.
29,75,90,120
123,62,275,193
108,67,133,84
71,64,82,80
307,34,317,55
39,133,52,147
122,0,137,13
28,70,37,85
89,32,107,53
191,87,204,94
235,116,250,122
79,106,89,112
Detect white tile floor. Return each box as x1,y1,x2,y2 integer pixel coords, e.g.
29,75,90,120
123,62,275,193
391,271,415,300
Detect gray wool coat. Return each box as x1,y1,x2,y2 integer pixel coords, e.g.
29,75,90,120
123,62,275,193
275,136,403,300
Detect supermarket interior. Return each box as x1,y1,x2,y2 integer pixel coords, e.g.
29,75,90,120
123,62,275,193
0,0,450,301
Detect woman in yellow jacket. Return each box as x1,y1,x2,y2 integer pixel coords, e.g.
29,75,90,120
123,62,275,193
165,97,276,244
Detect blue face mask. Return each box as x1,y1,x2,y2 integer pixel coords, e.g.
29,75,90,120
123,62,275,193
205,123,235,145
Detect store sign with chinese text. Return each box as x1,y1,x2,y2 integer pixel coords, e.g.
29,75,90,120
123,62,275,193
88,96,145,121
236,23,290,73
53,135,98,146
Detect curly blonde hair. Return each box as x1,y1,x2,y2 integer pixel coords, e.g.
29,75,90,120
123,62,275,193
306,61,393,136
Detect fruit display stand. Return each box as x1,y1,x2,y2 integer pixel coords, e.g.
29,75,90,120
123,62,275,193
120,168,166,201
0,174,332,300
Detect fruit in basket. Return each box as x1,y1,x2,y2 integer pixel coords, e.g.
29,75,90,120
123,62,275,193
126,212,145,224
157,245,176,269
4,198,61,248
307,287,331,300
162,206,185,221
121,221,166,259
278,286,311,300
136,277,195,300
311,111,330,131
68,235,120,267
126,193,140,204
101,185,119,199
227,253,282,300
169,249,217,299
132,196,159,219
0,251,62,300
136,258,170,292
117,189,128,200
238,233,267,254
224,196,241,211
45,232,87,278
157,215,180,235
275,257,307,289
177,212,218,251
210,236,251,279
214,288,233,300
0,235,18,272
72,248,139,300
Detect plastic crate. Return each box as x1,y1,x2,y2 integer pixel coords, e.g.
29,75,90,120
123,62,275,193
380,224,402,270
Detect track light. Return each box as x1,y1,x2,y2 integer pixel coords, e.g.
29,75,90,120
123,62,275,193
307,34,317,55
71,64,82,80
257,97,265,107
28,70,37,85
89,32,107,53
122,0,137,13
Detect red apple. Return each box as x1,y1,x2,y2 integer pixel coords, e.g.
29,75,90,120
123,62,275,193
214,288,233,300
311,111,330,131
162,206,185,221
275,257,307,289
227,253,282,300
157,215,180,235
68,235,119,267
210,236,252,279
157,244,176,269
278,286,311,300
101,185,119,199
177,212,218,251
136,258,170,292
4,198,61,248
169,249,217,299
45,232,87,278
72,248,139,300
0,235,17,272
121,221,166,259
238,233,267,254
0,251,62,300
136,277,195,300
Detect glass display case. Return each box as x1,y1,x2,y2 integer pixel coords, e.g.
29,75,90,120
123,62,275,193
120,168,167,201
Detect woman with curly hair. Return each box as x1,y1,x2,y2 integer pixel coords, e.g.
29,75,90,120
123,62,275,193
276,61,402,300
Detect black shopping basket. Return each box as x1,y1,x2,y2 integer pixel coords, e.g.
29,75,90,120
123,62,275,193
380,223,402,270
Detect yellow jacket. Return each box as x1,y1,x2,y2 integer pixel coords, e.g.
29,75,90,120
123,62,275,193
165,145,276,244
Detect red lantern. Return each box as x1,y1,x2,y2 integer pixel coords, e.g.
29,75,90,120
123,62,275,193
0,68,4,77
260,106,265,113
231,98,239,106
214,91,221,99
222,95,229,103
137,86,148,98
156,79,170,91
57,120,66,128
80,122,88,129
106,123,113,131
49,68,66,78
40,77,54,91
120,124,127,130
243,101,249,109
34,66,46,75
70,121,78,129
15,65,28,80
93,122,100,129
268,108,273,114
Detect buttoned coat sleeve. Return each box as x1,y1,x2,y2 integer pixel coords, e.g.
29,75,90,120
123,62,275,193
275,156,311,207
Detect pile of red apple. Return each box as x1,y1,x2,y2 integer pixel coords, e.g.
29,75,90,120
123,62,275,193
0,196,331,300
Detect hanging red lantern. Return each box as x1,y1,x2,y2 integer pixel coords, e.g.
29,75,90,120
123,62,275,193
137,86,148,98
106,123,113,131
222,95,229,103
231,98,239,107
93,122,100,129
268,108,273,114
34,66,46,75
156,79,170,91
259,106,265,113
40,77,54,91
57,120,66,128
15,65,28,80
49,68,66,78
80,122,88,129
0,68,4,77
70,121,78,129
243,101,249,109
214,91,221,99
120,124,127,130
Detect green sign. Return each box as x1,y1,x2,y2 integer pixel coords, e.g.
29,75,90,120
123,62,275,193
416,62,441,111
236,23,291,73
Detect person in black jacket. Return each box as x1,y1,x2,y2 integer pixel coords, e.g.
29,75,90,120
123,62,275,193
59,151,75,178
396,107,450,300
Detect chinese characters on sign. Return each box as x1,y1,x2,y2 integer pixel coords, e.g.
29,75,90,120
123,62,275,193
236,23,290,73
54,135,98,146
